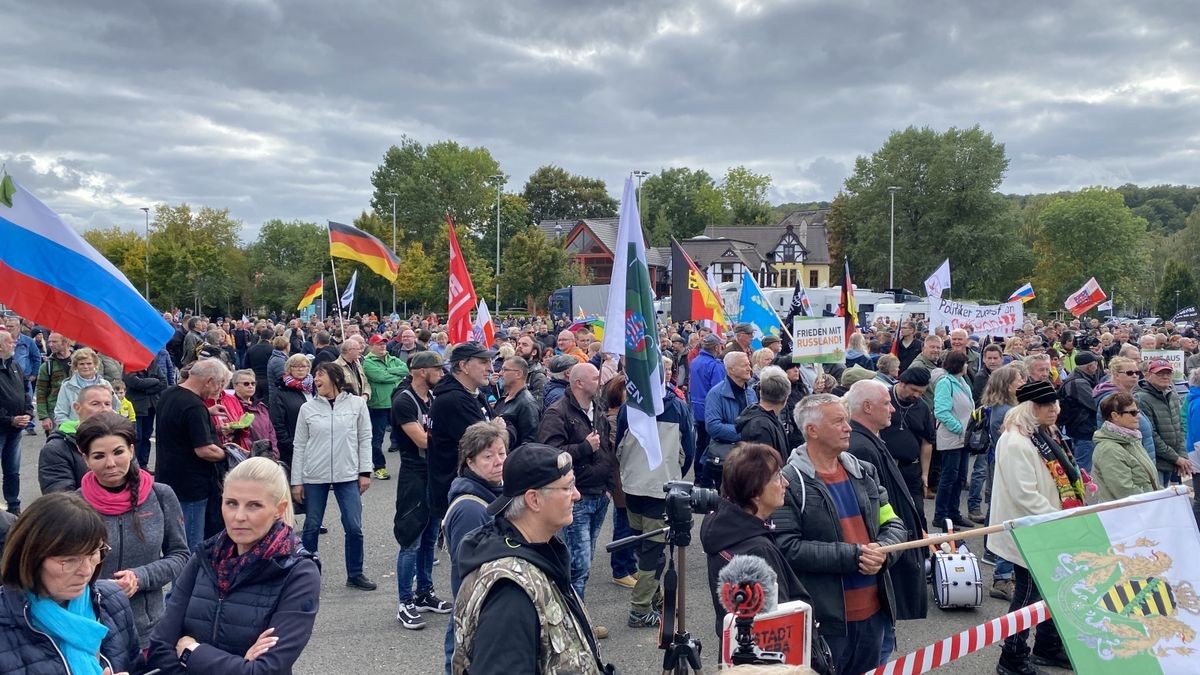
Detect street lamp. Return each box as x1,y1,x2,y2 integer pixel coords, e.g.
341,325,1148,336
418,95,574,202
886,187,901,289
387,191,398,317
1176,289,1181,314
140,207,150,302
490,174,505,308
632,170,649,221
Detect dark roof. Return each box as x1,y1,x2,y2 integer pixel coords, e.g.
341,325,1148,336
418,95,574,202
536,219,577,241
698,208,831,265
580,218,621,254
678,238,766,269
544,217,667,269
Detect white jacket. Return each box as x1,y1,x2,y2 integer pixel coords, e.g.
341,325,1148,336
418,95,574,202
290,392,372,486
986,429,1063,565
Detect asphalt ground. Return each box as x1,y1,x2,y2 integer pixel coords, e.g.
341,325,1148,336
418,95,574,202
11,431,1072,674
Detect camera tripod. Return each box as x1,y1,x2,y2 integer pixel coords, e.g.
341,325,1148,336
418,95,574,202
608,525,704,674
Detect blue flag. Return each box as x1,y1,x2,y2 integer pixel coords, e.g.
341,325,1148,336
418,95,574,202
737,270,782,349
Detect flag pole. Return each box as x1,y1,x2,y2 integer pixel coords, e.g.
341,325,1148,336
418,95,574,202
728,247,795,343
327,224,346,342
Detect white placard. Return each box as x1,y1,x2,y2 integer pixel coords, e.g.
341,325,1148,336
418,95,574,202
929,297,1024,338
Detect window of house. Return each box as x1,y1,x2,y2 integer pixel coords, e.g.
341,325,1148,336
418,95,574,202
809,270,819,287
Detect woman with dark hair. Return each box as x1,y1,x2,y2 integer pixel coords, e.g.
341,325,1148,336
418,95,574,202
1092,392,1159,502
0,492,139,673
932,350,974,530
290,361,375,591
700,442,810,638
76,412,189,650
148,457,320,674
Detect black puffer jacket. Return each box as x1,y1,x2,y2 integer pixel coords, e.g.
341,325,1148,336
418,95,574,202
37,425,85,493
147,533,321,674
0,580,140,675
538,393,613,496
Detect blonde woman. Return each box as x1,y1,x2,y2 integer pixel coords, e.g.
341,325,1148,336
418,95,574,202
53,348,118,425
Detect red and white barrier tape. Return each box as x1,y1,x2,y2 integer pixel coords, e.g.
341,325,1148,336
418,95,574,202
867,601,1050,675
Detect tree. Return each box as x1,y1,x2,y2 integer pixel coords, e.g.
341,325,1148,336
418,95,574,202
369,136,503,243
478,193,533,257
640,167,727,243
497,226,580,312
392,241,438,312
520,165,618,225
1031,188,1149,315
148,204,242,313
83,227,146,290
245,219,328,312
721,166,772,225
769,201,832,223
832,125,1030,298
1156,258,1197,319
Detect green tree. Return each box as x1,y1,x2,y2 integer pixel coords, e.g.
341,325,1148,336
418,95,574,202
1031,188,1149,315
83,227,147,291
392,241,438,312
520,165,618,225
245,219,328,311
640,167,728,243
497,226,579,312
1155,258,1198,319
721,165,772,225
369,136,503,243
832,125,1029,298
478,193,533,257
148,204,242,313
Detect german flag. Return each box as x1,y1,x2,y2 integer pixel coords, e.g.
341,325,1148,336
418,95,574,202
328,221,400,282
670,239,726,329
297,277,323,311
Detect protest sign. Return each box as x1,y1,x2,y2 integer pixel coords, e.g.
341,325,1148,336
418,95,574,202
929,297,1023,337
791,316,844,364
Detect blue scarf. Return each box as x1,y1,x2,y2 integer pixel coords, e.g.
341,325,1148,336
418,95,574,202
26,590,108,675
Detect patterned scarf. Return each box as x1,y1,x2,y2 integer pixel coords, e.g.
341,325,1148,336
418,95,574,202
1030,428,1093,509
210,519,299,597
283,373,314,395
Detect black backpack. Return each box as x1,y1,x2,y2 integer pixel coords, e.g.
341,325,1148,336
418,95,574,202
964,405,992,455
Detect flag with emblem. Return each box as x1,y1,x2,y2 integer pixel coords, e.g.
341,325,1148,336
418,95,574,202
601,176,666,469
1007,487,1200,674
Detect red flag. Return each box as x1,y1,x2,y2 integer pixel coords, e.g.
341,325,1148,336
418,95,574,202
837,258,858,348
1064,277,1106,318
447,214,477,344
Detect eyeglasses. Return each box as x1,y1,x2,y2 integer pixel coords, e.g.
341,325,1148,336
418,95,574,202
235,381,256,387
1118,370,1140,377
541,481,577,494
1116,409,1140,417
53,543,111,575
772,470,787,484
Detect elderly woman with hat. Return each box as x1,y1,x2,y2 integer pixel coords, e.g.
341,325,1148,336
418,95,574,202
988,380,1089,675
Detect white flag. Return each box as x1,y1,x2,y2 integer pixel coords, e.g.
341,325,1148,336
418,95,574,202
1097,299,1113,312
340,270,357,309
924,258,951,298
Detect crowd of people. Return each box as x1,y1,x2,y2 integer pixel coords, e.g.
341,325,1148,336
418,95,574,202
1,306,1199,674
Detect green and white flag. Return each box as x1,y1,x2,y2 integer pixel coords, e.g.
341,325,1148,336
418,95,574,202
601,176,666,469
1009,487,1200,673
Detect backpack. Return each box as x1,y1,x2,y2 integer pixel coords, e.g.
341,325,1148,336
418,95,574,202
964,405,992,455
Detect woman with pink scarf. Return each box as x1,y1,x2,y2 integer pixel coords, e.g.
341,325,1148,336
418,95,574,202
75,412,190,649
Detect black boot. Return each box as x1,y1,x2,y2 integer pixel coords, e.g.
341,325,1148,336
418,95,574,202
997,654,1046,675
1030,644,1071,669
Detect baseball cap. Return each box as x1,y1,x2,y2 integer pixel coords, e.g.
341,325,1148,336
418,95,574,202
487,443,574,516
367,334,386,345
1147,358,1173,374
408,351,444,370
448,342,496,363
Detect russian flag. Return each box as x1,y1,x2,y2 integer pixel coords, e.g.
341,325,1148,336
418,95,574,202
0,176,172,371
1008,282,1036,304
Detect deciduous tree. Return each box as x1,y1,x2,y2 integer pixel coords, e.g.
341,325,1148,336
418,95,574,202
520,165,618,225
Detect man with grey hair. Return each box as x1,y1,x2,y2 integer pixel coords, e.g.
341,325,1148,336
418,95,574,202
700,350,757,489
495,356,540,447
157,357,230,550
774,392,905,675
1024,353,1052,385
38,384,115,494
453,443,612,672
335,336,372,401
734,364,790,461
845,379,927,660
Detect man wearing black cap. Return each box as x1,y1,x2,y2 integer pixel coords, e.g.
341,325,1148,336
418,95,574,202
452,444,613,674
429,343,507,521
1057,350,1102,472
879,367,935,530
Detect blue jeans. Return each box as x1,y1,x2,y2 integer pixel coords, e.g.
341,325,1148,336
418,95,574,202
1,428,22,512
443,621,455,675
1072,439,1094,473
880,620,896,664
824,610,889,675
301,481,365,578
934,448,969,524
179,499,208,552
135,408,156,469
563,493,609,599
368,408,389,470
967,452,988,513
609,506,637,579
396,519,438,603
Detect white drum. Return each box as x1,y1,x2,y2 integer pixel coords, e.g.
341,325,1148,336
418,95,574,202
931,551,982,609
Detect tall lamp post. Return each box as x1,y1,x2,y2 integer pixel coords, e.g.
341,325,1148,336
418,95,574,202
886,186,901,289
490,174,505,308
140,207,150,302
387,192,398,317
632,170,649,220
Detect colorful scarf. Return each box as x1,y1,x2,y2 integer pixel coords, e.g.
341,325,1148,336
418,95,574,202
210,519,299,598
1101,420,1142,439
1031,428,1094,509
80,469,153,516
26,589,108,675
283,373,314,395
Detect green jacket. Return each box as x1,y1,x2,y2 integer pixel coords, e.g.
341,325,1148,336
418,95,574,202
1134,380,1185,473
362,352,409,409
1091,425,1159,503
35,355,72,420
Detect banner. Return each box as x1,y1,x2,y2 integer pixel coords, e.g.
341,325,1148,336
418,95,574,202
929,297,1024,337
446,214,478,344
1172,305,1198,323
1142,349,1186,383
791,317,846,364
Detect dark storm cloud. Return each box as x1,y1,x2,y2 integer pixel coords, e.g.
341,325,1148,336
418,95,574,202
2,0,1197,236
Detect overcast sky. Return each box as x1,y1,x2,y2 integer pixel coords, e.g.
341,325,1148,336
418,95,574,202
4,0,1197,239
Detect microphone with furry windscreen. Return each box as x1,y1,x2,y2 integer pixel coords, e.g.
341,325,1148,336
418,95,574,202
717,555,785,666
